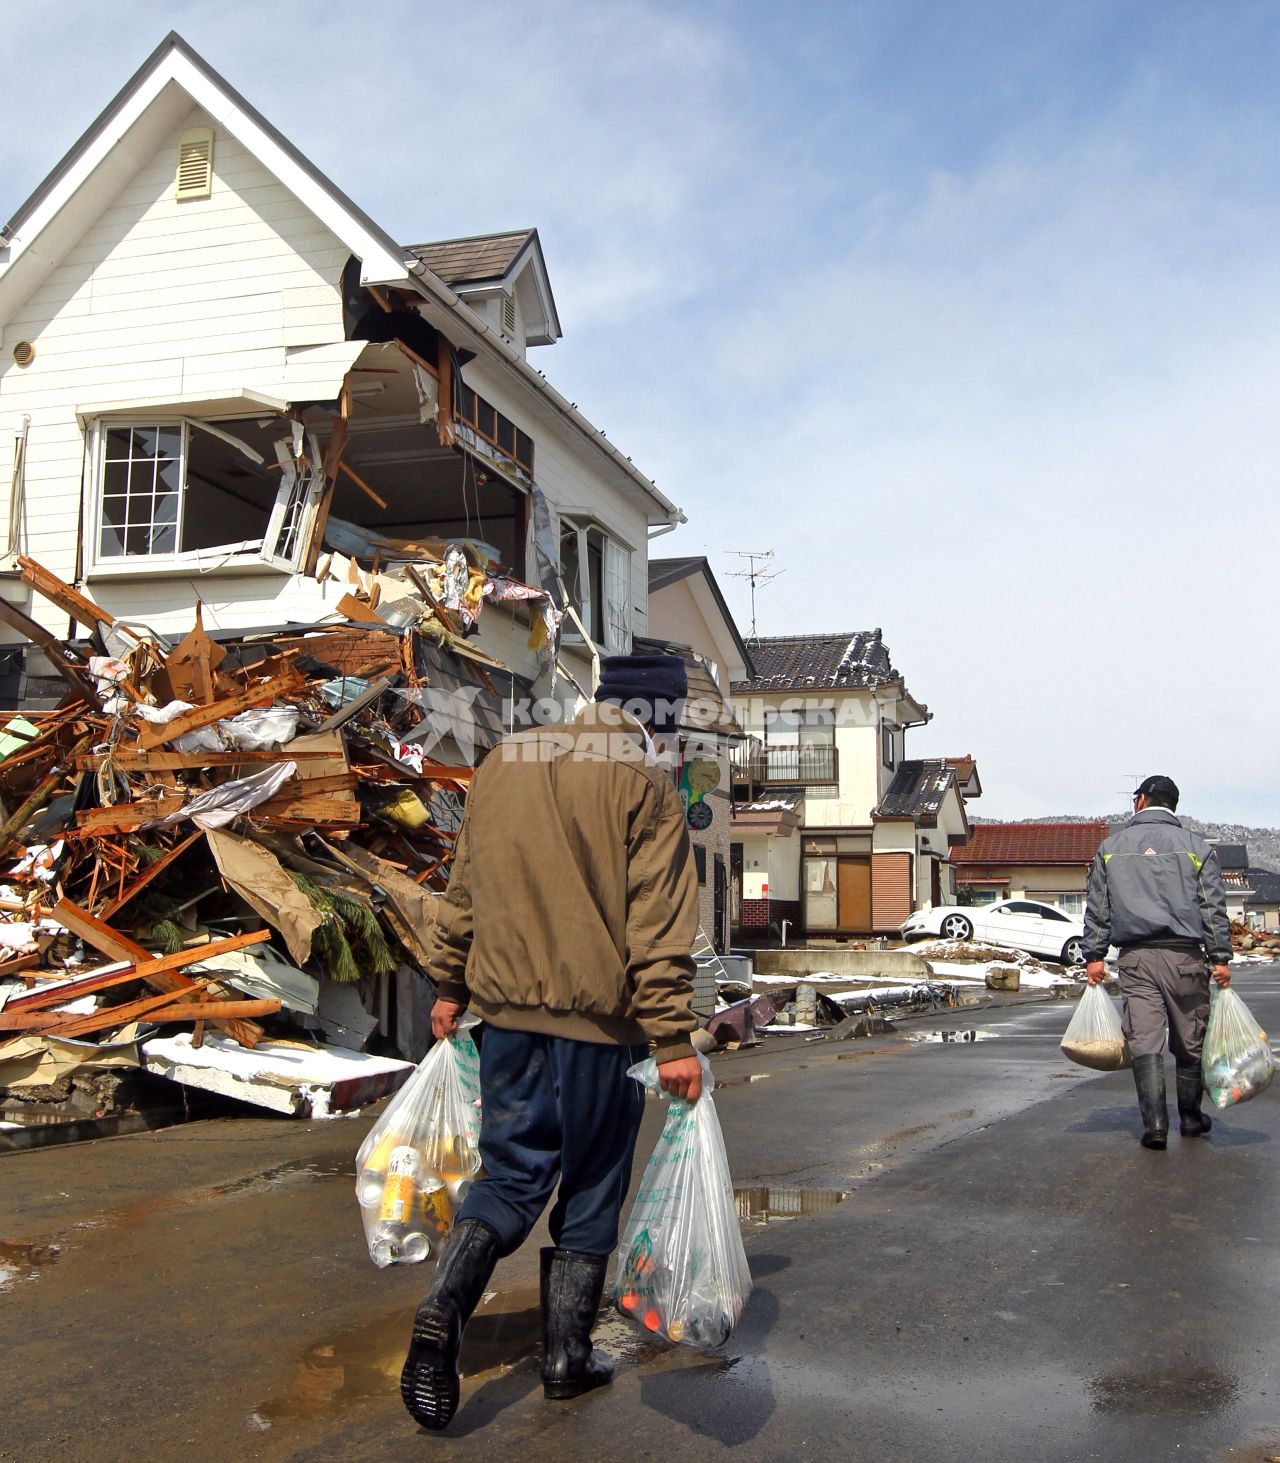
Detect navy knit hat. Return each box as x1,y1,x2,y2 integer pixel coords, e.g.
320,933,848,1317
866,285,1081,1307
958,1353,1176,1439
594,653,687,730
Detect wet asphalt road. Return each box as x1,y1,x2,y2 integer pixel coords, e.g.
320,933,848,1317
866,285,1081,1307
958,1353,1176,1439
2,964,1279,1462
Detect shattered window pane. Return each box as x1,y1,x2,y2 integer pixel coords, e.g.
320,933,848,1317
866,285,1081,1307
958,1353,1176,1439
180,420,283,554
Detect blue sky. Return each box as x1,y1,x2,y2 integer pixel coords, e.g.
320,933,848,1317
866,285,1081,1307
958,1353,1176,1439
3,1,1278,824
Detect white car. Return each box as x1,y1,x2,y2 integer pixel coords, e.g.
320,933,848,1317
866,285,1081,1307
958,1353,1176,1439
900,899,1086,966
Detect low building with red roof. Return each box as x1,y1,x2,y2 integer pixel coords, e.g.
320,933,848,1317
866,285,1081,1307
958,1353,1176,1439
948,821,1109,915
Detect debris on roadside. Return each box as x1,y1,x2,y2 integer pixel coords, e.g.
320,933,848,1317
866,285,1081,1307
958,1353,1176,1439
0,550,540,1122
1230,920,1280,958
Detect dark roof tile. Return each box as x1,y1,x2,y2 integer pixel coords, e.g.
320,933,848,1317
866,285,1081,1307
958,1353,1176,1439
874,759,956,822
405,230,534,286
730,630,907,695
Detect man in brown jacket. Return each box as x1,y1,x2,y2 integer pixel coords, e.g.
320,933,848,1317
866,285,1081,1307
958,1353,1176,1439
401,653,701,1432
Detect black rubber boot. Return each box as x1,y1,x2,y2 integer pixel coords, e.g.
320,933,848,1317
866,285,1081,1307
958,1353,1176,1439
400,1218,501,1431
1176,1066,1213,1137
541,1247,615,1401
1132,1053,1169,1150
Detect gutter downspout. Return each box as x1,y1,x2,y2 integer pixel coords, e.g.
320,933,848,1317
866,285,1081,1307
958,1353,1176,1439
3,415,30,563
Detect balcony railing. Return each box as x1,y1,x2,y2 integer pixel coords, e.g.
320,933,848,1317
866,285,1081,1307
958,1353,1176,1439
731,742,839,787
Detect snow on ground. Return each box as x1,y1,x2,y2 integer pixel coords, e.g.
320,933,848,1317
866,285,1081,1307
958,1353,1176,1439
924,959,1074,991
747,955,1077,995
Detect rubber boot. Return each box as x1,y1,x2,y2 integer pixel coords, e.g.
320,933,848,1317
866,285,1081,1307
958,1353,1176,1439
400,1218,501,1431
1132,1053,1169,1150
541,1247,615,1401
1176,1066,1213,1137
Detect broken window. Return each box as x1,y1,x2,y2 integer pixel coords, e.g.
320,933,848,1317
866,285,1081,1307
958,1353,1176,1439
455,382,534,477
558,515,631,652
93,418,314,569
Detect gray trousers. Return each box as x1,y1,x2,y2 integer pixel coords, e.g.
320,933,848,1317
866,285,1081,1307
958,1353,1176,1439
1117,947,1211,1066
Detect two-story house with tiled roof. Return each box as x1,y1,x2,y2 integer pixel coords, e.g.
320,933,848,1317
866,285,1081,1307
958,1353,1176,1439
729,630,967,938
949,821,1109,915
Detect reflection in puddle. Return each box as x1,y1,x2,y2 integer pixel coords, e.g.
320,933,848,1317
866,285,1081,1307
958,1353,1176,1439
905,1029,997,1044
253,1289,545,1428
734,1185,847,1224
0,1238,62,1293
1089,1365,1239,1416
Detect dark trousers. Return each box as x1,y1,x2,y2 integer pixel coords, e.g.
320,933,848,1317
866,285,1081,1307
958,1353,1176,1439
1118,947,1211,1065
457,1027,647,1258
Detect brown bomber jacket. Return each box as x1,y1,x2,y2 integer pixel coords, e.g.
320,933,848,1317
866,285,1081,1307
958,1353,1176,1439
427,701,699,1063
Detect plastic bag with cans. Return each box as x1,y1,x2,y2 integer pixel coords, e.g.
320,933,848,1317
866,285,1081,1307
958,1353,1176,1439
1202,985,1276,1109
611,1053,751,1348
355,1020,483,1267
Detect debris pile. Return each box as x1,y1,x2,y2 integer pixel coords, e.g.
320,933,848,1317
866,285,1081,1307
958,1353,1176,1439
0,552,535,1123
1231,920,1280,958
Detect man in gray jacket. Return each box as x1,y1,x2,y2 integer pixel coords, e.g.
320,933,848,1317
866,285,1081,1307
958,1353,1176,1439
1083,775,1233,1149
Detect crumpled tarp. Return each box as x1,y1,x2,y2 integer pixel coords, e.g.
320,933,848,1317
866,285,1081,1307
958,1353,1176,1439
205,828,323,967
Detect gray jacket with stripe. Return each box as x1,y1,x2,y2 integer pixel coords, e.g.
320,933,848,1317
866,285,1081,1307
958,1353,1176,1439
1082,808,1233,965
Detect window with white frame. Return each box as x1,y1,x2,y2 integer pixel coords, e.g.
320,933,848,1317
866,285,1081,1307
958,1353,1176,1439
1029,890,1084,915
882,723,897,769
92,418,322,569
557,515,632,652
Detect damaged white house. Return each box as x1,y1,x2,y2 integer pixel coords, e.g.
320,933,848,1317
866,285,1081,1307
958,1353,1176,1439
0,32,683,701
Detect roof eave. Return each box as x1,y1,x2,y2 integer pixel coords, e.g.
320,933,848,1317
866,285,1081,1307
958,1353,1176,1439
2,31,411,295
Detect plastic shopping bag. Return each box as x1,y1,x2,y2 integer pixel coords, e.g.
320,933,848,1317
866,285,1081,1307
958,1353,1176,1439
1060,982,1132,1071
612,1053,751,1348
355,1022,483,1267
1202,986,1275,1109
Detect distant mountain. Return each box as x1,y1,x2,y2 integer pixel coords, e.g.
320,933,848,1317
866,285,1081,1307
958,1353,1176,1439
969,815,1280,873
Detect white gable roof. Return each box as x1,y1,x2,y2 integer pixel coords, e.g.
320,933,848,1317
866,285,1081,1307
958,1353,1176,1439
0,31,411,325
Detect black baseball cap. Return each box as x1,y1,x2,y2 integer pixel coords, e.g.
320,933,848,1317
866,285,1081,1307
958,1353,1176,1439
1134,774,1179,809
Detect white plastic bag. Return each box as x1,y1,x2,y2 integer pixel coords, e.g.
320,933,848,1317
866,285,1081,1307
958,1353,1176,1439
1061,982,1131,1071
1202,986,1275,1109
355,1023,483,1268
612,1053,751,1347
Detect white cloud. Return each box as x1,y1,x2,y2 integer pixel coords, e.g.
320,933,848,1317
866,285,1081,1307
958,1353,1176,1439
2,2,1276,824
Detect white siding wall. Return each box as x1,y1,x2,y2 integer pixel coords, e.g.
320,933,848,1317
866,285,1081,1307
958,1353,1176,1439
0,105,349,632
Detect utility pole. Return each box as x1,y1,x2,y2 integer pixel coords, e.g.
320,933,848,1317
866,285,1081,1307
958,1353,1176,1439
725,551,784,641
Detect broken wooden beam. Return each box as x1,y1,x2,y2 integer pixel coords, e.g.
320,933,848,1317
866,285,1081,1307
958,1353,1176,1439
135,673,300,751
5,930,273,1014
50,898,151,964
75,748,335,772
338,461,389,511
74,797,186,833
0,995,281,1035
0,596,100,708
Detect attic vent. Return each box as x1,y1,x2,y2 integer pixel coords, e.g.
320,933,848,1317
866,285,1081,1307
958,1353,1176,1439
500,293,517,338
175,128,214,201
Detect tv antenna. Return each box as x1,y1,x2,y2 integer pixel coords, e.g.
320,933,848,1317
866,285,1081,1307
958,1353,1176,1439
725,550,784,640
1117,773,1143,814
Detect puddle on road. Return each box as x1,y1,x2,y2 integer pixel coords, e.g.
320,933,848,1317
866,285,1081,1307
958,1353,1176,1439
251,1287,547,1429
734,1185,847,1225
904,1029,999,1044
0,1238,62,1294
1089,1365,1239,1417
250,1276,731,1432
